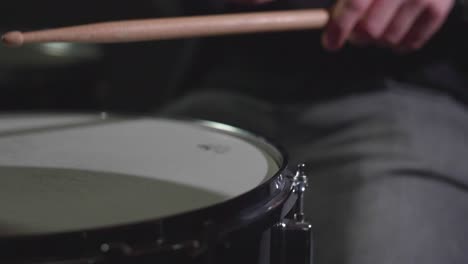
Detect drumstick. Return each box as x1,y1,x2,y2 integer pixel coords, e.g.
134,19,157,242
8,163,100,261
1,9,329,47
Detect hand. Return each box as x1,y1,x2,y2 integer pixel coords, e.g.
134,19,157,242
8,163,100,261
322,0,455,52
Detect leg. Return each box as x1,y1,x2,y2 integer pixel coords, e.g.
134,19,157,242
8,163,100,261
157,81,468,263
283,81,468,264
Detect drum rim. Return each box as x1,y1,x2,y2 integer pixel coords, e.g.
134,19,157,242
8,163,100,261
0,111,285,169
0,111,293,261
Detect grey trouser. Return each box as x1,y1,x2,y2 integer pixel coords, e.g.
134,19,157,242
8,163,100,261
159,79,468,264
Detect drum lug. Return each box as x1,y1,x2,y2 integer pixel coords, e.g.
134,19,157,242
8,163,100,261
271,164,313,264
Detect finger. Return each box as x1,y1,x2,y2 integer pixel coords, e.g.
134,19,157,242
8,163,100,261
398,1,454,50
350,0,403,48
322,0,373,51
356,0,404,39
381,0,427,46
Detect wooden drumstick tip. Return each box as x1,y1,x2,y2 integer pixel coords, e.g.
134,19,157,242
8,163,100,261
1,31,24,47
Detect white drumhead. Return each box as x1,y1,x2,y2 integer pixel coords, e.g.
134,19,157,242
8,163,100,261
0,113,281,237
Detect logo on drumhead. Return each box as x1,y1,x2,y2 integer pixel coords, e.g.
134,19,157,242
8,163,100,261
197,144,230,154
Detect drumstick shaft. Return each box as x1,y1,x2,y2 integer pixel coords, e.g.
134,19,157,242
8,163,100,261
2,9,329,46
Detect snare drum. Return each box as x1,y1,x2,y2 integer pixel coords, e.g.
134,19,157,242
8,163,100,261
0,113,312,264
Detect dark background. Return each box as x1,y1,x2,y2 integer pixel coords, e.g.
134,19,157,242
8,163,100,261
0,1,189,113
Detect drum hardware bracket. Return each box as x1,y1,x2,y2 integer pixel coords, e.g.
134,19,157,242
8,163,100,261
271,163,314,264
